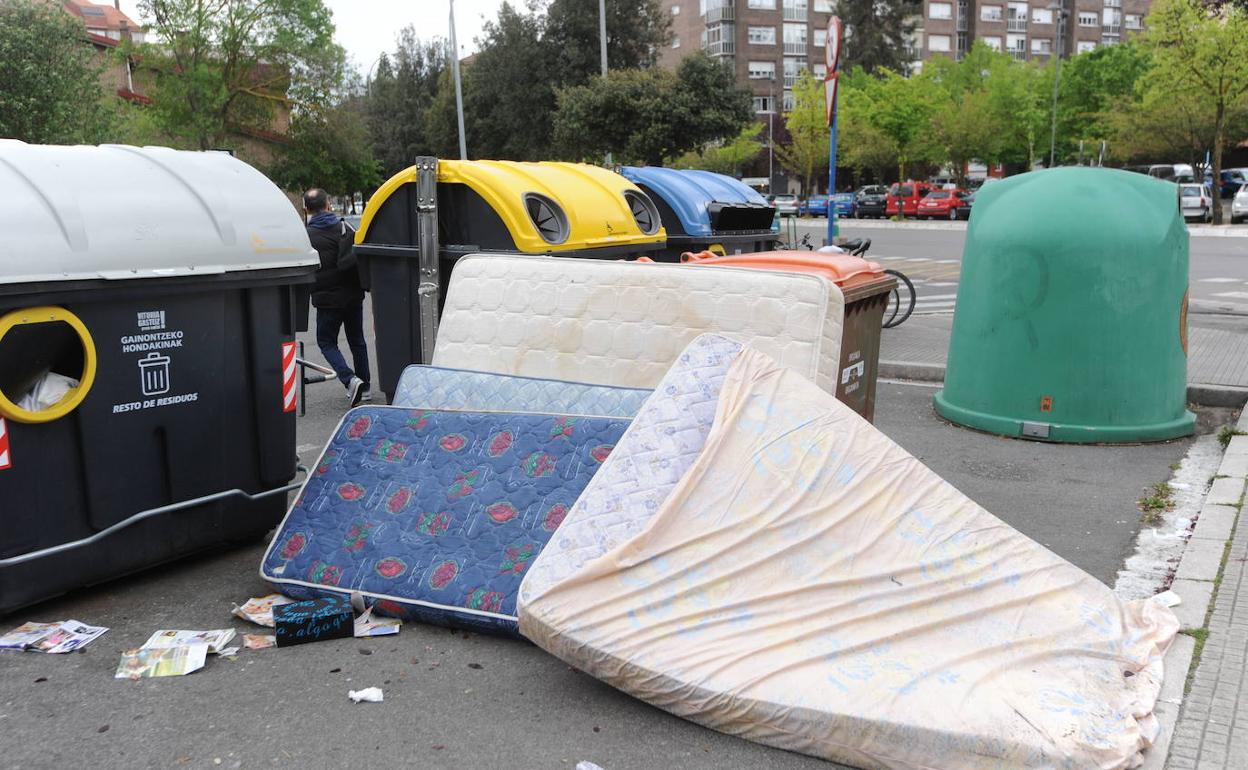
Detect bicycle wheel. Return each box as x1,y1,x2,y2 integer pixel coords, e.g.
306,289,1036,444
882,268,916,328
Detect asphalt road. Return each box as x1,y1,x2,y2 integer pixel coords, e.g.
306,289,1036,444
793,219,1248,316
4,359,1230,769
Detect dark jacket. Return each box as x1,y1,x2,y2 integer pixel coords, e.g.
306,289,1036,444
307,212,364,309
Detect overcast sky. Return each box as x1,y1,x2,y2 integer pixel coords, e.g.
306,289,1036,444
117,0,508,74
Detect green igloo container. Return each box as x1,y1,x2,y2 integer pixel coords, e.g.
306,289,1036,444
933,168,1195,443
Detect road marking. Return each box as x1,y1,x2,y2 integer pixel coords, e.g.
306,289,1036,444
1211,291,1248,300
905,257,932,262
919,293,959,300
1199,277,1241,283
927,281,957,287
934,259,959,264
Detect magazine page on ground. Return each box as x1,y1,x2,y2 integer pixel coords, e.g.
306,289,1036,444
519,345,1178,770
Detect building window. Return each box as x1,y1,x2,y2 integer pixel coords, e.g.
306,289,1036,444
1078,11,1098,25
748,26,777,44
748,0,777,8
1031,37,1052,53
783,91,796,111
783,0,809,21
753,95,776,113
982,36,1002,50
814,28,827,47
957,31,968,56
929,2,953,20
813,62,827,78
783,56,806,86
749,61,777,79
1007,2,1028,31
672,35,681,48
928,34,952,52
1031,8,1052,24
1007,33,1026,51
1125,14,1142,28
814,0,835,11
1076,40,1097,52
981,5,1002,21
783,22,808,53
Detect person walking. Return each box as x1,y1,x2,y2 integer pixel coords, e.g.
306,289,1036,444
304,188,370,406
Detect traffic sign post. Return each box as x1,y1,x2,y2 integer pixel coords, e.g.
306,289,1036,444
825,17,843,243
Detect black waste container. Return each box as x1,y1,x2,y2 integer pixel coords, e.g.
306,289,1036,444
620,166,779,262
0,141,318,614
353,158,669,401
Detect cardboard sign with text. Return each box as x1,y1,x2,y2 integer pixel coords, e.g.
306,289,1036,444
274,595,354,647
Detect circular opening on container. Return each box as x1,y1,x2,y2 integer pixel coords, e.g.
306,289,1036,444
624,190,661,236
523,193,570,245
0,306,97,424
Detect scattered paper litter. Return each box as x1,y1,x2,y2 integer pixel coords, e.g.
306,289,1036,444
231,594,294,627
354,608,401,638
1154,590,1182,608
217,647,240,657
242,634,276,650
575,762,606,770
348,687,384,703
142,629,237,655
115,643,209,679
0,620,108,653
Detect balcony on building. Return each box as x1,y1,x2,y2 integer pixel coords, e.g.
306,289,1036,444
783,0,809,22
1102,23,1120,35
704,2,735,23
1103,0,1121,6
1007,17,1027,32
784,41,807,54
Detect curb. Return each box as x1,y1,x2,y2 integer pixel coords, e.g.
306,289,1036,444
878,361,1248,408
795,218,1248,237
1149,407,1248,768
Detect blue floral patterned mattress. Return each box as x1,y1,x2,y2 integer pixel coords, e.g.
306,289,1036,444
391,364,652,418
260,406,630,635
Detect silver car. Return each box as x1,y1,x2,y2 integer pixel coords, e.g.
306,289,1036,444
771,194,800,217
1232,185,1248,224
1179,184,1213,223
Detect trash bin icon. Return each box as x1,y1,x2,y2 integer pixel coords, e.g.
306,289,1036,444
139,352,171,396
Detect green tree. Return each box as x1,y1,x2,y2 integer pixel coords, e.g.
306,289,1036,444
1105,85,1223,170
135,0,344,152
271,94,382,205
670,124,764,176
1055,41,1152,158
834,0,923,74
543,0,670,87
1144,0,1248,223
837,69,899,184
364,29,447,175
552,52,751,165
0,0,112,144
864,69,936,179
774,72,830,196
984,57,1051,168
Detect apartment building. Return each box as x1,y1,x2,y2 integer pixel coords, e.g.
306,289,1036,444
915,0,1151,65
661,0,838,115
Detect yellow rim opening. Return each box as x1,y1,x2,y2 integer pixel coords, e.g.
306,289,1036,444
0,306,97,424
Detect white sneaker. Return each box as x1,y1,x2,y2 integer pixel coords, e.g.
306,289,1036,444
346,376,365,407
359,387,373,403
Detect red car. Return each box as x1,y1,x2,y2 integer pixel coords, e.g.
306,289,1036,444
916,189,971,220
885,181,935,217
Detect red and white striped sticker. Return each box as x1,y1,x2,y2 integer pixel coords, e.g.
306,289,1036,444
0,417,11,470
281,341,297,413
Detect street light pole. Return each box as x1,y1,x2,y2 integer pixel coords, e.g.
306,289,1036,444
1047,1,1069,168
600,0,612,166
768,74,775,194
449,0,468,160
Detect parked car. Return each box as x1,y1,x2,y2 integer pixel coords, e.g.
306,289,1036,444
1179,183,1214,223
800,195,829,217
772,193,800,217
885,181,935,217
916,189,971,220
958,190,976,220
830,192,857,218
855,185,889,218
1205,168,1248,199
1232,184,1248,224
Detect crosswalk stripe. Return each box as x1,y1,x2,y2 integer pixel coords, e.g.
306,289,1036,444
1199,278,1241,283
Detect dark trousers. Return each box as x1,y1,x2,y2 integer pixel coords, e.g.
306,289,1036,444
315,303,370,388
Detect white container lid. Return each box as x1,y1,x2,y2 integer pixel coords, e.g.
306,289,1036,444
0,141,317,286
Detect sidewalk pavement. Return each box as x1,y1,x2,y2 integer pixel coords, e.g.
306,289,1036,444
1152,408,1248,769
796,217,1248,237
880,314,1248,406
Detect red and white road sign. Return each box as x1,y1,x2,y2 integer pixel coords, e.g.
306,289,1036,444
825,16,843,73
0,417,11,471
825,73,840,127
281,341,297,413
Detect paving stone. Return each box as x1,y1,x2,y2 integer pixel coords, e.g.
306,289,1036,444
1170,579,1216,631
1192,505,1240,543
1219,451,1248,480
1206,477,1247,507
1174,537,1229,582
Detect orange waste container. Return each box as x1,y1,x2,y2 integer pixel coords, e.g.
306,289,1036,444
681,250,897,421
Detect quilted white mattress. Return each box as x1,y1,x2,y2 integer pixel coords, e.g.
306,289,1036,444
431,254,845,392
